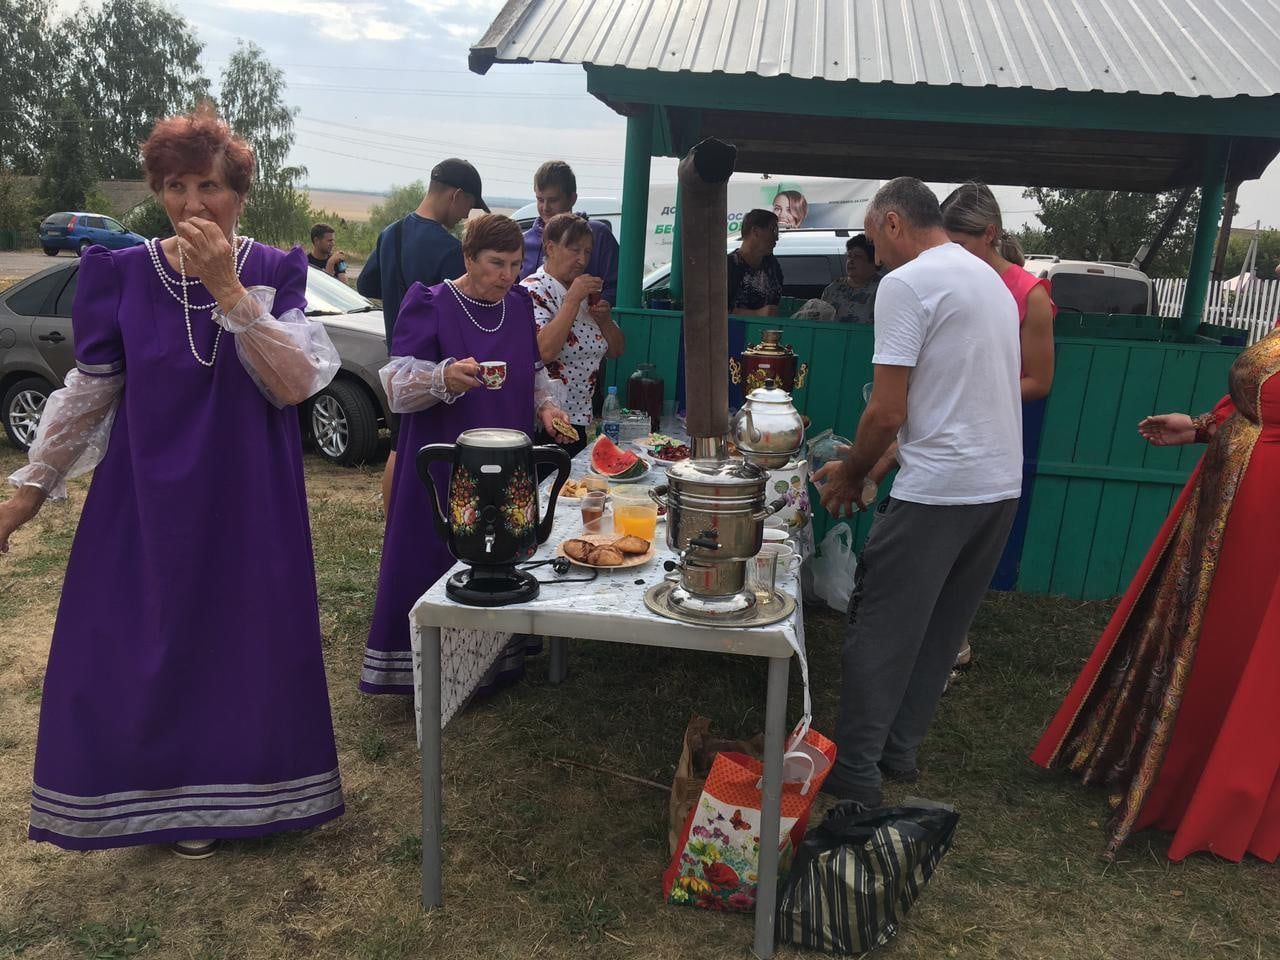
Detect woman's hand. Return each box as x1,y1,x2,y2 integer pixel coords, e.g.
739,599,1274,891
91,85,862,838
0,486,46,554
1138,413,1195,447
175,217,244,306
588,299,613,326
539,406,576,443
443,358,483,394
566,274,602,305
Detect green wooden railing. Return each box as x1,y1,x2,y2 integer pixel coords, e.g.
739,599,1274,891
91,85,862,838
605,307,1243,599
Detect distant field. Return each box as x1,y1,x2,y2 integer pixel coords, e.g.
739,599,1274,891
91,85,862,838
305,189,387,223
305,188,522,223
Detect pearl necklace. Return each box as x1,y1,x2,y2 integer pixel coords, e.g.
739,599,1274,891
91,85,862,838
446,279,505,333
146,236,253,368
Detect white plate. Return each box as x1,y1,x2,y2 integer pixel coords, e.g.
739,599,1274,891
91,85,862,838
587,461,650,484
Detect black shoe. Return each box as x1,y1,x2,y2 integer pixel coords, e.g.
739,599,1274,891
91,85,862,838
878,761,922,784
820,777,882,808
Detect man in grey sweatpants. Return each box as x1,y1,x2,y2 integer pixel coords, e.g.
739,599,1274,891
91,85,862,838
813,178,1023,806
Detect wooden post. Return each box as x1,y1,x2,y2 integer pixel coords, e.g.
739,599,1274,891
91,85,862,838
1211,184,1239,281
1178,139,1229,340
669,180,684,303
616,108,653,309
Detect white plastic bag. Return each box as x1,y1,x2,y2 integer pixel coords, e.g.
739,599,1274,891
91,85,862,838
791,298,836,322
813,522,858,613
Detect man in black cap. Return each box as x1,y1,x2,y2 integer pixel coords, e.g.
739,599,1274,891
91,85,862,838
357,158,489,508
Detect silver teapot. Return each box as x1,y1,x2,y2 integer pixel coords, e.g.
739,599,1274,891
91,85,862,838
730,379,805,469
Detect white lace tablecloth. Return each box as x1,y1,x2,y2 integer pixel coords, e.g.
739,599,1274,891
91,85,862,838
409,441,811,740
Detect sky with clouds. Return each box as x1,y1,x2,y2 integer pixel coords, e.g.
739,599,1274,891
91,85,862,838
54,0,1280,229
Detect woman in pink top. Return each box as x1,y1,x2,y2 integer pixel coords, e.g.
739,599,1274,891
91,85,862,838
942,182,1055,401
938,183,1057,676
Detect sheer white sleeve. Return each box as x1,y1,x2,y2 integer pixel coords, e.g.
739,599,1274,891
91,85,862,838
533,365,567,412
380,356,463,413
214,285,340,408
8,370,123,501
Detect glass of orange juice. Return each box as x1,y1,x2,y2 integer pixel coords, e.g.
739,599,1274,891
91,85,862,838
611,487,658,541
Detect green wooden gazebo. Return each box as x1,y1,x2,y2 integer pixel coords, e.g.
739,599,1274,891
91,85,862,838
472,0,1280,599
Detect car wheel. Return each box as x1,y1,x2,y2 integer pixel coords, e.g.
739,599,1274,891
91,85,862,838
77,240,91,257
43,246,59,257
2,377,54,451
307,378,379,466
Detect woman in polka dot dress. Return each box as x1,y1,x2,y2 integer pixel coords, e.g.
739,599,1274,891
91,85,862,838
521,213,625,455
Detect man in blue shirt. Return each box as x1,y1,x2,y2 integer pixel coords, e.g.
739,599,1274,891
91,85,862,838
357,157,488,507
519,160,619,304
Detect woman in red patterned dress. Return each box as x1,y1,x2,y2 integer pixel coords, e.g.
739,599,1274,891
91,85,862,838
1032,327,1280,861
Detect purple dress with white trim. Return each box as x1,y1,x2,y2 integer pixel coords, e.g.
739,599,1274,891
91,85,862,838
27,243,344,850
361,281,539,697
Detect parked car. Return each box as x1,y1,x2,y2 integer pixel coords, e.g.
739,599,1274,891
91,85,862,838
38,212,147,257
642,228,859,303
0,258,390,466
1023,257,1154,315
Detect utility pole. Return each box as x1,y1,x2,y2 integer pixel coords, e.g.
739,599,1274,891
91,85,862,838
1211,183,1240,281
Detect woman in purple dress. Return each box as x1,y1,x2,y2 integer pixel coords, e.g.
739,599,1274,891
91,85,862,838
0,106,345,858
361,215,573,706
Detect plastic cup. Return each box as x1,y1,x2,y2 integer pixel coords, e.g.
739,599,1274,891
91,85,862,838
611,487,658,540
581,491,607,533
748,550,778,602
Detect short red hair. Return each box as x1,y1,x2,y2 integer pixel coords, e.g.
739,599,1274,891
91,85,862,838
141,103,255,196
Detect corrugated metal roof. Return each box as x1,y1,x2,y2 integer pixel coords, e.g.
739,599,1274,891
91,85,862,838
472,0,1280,100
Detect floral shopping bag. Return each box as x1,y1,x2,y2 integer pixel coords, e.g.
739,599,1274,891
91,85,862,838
662,723,836,912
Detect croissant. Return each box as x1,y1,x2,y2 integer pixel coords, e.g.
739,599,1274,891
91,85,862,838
612,535,650,555
588,545,626,566
563,539,594,562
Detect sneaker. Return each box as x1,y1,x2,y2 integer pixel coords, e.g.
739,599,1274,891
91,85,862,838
171,839,220,860
878,761,922,784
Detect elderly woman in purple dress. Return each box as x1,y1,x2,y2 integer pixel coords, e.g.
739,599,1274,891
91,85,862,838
361,214,573,709
0,105,345,859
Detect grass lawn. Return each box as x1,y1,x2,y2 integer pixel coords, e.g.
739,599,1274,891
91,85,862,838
0,445,1276,960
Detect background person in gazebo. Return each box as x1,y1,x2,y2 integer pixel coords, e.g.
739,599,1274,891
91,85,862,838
728,209,784,317
0,105,346,859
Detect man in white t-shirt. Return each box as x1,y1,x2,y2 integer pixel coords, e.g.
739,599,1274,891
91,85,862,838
812,177,1022,807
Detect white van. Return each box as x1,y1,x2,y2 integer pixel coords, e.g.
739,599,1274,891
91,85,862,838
1026,258,1154,315
512,198,620,238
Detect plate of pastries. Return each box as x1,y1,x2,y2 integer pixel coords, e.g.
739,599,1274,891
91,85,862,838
556,533,654,569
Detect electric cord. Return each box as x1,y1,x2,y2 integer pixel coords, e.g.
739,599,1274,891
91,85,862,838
518,557,599,584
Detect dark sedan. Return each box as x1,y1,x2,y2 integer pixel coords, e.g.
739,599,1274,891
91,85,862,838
0,260,391,465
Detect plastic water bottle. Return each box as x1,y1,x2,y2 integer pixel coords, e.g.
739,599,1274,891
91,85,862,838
602,386,622,443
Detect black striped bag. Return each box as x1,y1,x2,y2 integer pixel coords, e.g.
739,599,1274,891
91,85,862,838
776,800,959,954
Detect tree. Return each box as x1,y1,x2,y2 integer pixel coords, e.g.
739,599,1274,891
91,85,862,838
368,181,427,234
219,41,309,246
122,194,174,239
1024,188,1203,276
35,98,98,216
0,169,36,245
69,0,209,179
1221,230,1280,280
0,0,62,173
1013,225,1047,258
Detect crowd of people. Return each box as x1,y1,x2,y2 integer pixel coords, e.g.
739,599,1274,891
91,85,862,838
0,105,1276,874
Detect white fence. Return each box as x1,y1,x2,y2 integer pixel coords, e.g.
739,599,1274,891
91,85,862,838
1153,277,1279,344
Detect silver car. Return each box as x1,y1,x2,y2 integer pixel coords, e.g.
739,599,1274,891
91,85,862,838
0,261,390,465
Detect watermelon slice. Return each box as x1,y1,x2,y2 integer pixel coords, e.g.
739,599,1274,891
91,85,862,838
591,435,642,478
